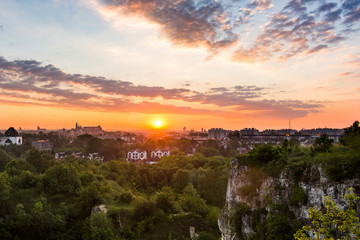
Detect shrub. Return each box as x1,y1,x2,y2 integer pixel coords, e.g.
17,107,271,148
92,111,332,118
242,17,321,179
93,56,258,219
118,190,133,204
132,200,156,221
290,186,308,206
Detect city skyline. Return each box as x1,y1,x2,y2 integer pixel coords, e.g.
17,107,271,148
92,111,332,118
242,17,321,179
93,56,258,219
0,121,350,132
0,0,359,130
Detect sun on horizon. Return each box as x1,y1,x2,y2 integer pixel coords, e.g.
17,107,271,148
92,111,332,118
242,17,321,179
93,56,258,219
151,119,165,129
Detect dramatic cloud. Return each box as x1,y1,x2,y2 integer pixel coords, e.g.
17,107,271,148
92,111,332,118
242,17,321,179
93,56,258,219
0,56,322,118
100,0,239,51
342,0,360,24
233,0,358,62
96,0,359,62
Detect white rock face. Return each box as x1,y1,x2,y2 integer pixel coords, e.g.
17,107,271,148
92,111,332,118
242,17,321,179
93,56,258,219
218,159,359,240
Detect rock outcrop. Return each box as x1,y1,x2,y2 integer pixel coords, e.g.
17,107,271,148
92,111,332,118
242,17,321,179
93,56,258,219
218,158,359,240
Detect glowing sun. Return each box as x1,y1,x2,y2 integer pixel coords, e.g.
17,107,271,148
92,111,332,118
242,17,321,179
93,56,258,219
152,119,164,129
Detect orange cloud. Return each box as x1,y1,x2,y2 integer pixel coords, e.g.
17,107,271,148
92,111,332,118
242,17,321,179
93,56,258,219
0,56,325,123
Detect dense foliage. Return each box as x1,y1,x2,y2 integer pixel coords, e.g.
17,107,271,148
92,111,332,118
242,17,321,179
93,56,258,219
0,139,230,239
0,121,359,239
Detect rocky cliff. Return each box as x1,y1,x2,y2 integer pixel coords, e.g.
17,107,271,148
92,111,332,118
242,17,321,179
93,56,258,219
218,158,360,240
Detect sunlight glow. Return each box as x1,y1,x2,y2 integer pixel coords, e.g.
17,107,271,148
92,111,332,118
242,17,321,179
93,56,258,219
152,119,164,129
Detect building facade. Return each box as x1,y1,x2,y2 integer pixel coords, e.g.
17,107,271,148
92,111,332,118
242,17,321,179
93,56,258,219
126,150,147,162
31,140,52,151
208,128,227,140
0,127,23,146
150,150,170,159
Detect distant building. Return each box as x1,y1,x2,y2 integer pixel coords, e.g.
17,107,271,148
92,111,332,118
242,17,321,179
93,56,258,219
240,128,260,135
0,127,23,145
220,137,231,148
237,147,248,154
126,150,147,162
150,150,170,159
37,126,46,132
67,122,104,136
31,139,52,151
208,128,227,140
55,152,67,161
73,152,86,158
89,153,104,163
55,152,104,162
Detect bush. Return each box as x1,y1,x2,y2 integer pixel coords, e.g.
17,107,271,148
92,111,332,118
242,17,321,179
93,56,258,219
233,203,251,240
118,190,133,204
42,164,81,194
155,187,176,213
249,144,280,163
290,186,308,206
132,200,156,221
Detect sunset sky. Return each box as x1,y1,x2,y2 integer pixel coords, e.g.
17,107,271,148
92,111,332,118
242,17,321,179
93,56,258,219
0,0,359,131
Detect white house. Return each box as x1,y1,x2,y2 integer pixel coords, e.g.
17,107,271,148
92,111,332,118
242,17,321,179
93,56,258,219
150,150,170,159
126,149,147,162
0,127,23,146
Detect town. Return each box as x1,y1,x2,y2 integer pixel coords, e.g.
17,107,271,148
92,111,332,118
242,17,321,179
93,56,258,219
0,122,344,164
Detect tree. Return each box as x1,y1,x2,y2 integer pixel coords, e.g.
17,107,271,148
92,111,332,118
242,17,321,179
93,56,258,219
0,149,12,171
172,169,191,193
294,188,360,240
340,121,360,149
86,137,104,154
132,200,156,221
155,187,177,213
74,134,93,148
176,139,193,153
11,197,67,240
43,164,81,194
197,169,227,207
312,134,334,153
179,184,209,217
100,139,124,161
249,144,280,163
198,147,220,157
83,212,116,240
75,182,103,217
0,172,11,212
26,148,51,173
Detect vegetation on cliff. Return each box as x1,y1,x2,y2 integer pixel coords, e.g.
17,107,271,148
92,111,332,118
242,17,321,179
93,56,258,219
229,121,360,240
294,188,360,240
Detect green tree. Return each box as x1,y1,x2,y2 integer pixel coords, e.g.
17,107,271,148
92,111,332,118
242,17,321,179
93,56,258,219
74,134,93,149
43,164,81,194
0,149,12,171
155,186,177,213
172,169,191,193
26,148,51,173
11,197,67,240
176,139,193,153
132,200,156,221
86,137,104,154
76,182,103,217
312,134,334,153
249,144,280,163
11,170,37,189
294,188,360,240
197,169,227,207
0,172,11,212
198,147,220,157
179,184,209,217
83,212,116,240
340,120,360,149
100,139,124,161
